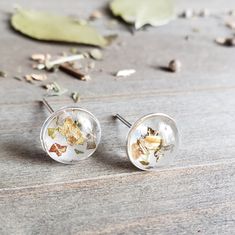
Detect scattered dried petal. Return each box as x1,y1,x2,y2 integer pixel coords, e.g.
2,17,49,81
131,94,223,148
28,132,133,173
71,92,80,103
88,61,96,69
58,117,85,145
168,60,181,72
43,82,68,96
180,9,194,18
0,70,7,78
87,141,96,150
31,73,47,81
226,21,235,29
89,10,103,20
215,37,235,46
89,49,103,60
116,69,136,77
199,8,210,17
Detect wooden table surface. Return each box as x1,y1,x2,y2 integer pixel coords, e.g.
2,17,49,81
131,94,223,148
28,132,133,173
0,0,235,234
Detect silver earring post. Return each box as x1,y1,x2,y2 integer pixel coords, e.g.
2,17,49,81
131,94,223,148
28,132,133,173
114,114,132,128
42,98,54,113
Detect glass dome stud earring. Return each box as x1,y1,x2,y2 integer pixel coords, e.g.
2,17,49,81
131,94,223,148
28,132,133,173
114,113,179,171
40,98,101,164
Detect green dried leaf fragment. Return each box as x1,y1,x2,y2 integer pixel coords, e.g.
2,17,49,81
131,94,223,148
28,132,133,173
13,76,22,81
44,82,68,97
11,8,110,47
139,160,150,165
0,70,7,78
74,149,84,155
71,92,80,103
48,128,57,139
110,0,174,29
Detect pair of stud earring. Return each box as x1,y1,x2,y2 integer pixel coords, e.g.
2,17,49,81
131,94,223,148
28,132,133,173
40,99,179,171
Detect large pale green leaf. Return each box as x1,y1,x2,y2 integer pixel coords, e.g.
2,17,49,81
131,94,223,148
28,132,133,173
110,0,174,29
11,8,109,47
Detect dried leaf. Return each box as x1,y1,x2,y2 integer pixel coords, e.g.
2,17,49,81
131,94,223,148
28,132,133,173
87,141,96,150
71,92,80,103
74,149,84,154
110,0,174,29
13,76,22,81
44,82,68,96
31,53,51,63
24,74,33,82
116,69,136,77
58,117,85,146
88,61,96,69
226,21,235,29
139,160,150,165
11,8,111,47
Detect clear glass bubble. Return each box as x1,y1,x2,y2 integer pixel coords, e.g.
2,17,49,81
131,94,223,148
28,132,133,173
40,106,101,164
127,113,179,171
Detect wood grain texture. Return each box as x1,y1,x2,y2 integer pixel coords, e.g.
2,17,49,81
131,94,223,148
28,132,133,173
0,163,234,235
0,0,235,234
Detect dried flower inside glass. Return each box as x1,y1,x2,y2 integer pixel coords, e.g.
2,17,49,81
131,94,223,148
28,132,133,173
40,99,101,164
114,113,179,171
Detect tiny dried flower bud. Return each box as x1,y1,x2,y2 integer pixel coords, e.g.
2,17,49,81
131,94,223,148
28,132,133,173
199,8,210,17
181,9,194,18
224,37,235,46
168,60,182,72
215,37,235,46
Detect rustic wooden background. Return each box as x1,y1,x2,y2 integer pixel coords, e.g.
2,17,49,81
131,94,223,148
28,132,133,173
0,0,235,234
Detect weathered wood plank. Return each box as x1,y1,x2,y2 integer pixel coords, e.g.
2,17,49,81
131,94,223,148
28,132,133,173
0,1,235,104
0,162,234,235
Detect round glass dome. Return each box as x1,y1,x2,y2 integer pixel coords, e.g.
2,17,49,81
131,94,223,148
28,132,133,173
40,106,101,164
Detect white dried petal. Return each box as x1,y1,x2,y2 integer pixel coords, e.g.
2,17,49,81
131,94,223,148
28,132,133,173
116,69,136,77
89,10,103,20
31,74,47,81
168,60,181,72
215,37,226,45
89,49,103,60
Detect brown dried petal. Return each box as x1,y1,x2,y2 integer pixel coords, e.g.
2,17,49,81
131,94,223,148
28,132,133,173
89,10,103,20
31,74,47,81
49,143,67,156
